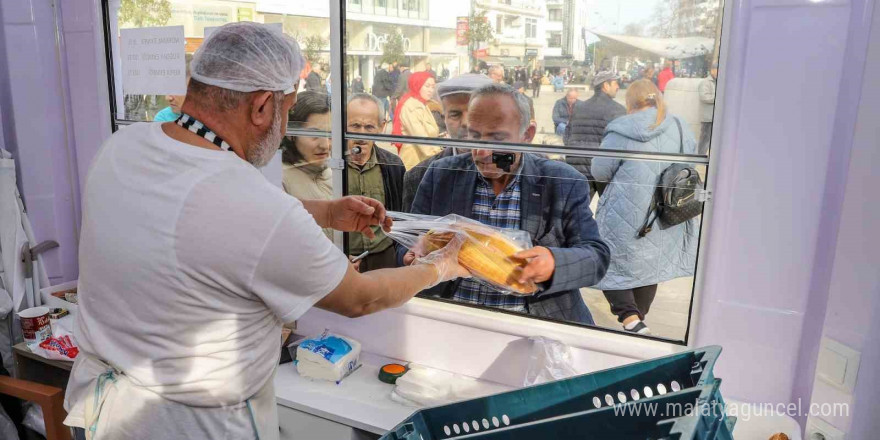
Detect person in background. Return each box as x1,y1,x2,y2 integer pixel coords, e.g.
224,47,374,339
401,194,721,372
552,89,579,135
347,93,406,271
590,79,699,335
154,74,191,122
372,63,395,121
352,76,365,94
698,62,718,155
391,63,412,113
512,81,536,124
515,66,528,83
401,73,494,211
425,62,436,78
63,22,469,439
305,62,324,92
402,83,610,324
531,69,542,97
392,71,442,169
657,60,675,93
154,90,186,122
642,66,657,86
552,74,565,92
280,92,333,239
488,64,505,83
564,71,626,198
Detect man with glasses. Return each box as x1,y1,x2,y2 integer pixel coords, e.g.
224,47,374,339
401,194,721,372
347,93,406,271
401,83,610,324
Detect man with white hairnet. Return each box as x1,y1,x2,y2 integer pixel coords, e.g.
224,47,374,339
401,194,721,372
62,22,468,440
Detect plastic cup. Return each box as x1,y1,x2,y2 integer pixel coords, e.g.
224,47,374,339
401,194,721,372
19,306,51,345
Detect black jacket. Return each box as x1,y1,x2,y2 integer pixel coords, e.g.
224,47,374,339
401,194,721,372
305,72,323,92
401,147,455,212
563,92,626,179
373,69,393,98
373,147,406,212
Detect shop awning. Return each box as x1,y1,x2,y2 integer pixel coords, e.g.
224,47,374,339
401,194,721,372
543,57,573,68
477,56,525,66
586,30,713,59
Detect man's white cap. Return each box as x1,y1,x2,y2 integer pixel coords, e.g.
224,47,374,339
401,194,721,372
190,22,305,95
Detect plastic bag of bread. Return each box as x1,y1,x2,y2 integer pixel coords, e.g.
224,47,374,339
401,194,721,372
388,212,538,295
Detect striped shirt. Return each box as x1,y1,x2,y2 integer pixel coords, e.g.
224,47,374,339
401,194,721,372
453,172,526,312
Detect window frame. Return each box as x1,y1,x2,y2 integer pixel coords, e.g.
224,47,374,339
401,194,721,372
98,0,733,349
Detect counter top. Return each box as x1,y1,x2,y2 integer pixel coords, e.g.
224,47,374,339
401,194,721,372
274,351,416,435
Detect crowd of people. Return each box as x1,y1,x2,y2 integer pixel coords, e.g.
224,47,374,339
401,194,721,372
279,62,704,335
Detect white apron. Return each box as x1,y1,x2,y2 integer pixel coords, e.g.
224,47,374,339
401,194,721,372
64,353,279,440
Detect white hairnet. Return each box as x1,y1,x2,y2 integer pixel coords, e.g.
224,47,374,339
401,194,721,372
190,22,305,95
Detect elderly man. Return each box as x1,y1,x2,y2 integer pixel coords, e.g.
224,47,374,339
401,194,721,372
346,93,406,270
488,64,505,83
63,23,467,439
305,61,324,92
401,83,610,324
401,73,494,211
552,88,579,135
564,71,626,197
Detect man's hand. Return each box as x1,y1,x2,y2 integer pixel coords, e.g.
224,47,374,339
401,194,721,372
514,246,556,284
327,196,393,239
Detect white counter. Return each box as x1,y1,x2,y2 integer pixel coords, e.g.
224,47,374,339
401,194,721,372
274,351,416,435
274,353,803,440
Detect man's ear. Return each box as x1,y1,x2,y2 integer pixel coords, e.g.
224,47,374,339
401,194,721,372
250,91,274,127
378,119,387,132
523,123,537,143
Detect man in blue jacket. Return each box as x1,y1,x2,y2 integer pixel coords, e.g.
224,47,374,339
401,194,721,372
400,83,610,324
552,89,579,135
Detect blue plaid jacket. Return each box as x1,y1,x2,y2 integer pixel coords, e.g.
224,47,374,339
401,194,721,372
399,153,611,325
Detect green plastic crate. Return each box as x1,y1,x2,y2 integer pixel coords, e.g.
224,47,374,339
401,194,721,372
381,345,734,440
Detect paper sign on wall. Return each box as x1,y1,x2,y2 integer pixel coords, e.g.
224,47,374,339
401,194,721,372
120,26,186,96
204,22,283,40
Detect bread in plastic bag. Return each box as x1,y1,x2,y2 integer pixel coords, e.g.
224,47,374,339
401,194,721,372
387,212,538,295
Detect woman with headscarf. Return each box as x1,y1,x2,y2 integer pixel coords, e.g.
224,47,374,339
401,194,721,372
392,71,441,169
280,91,333,239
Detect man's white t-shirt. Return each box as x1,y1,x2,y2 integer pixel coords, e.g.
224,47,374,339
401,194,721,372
64,122,349,438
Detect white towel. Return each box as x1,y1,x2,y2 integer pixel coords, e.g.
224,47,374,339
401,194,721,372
295,333,361,382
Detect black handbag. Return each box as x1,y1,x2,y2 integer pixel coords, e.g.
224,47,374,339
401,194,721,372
638,118,704,238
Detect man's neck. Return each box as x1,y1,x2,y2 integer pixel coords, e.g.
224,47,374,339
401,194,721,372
180,106,248,160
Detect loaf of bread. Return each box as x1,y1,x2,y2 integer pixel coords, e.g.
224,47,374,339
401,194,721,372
423,224,538,295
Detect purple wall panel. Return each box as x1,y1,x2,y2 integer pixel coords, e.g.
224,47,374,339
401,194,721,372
1,0,80,282
695,0,851,405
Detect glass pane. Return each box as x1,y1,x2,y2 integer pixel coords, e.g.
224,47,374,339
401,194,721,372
107,0,333,129
342,0,722,160
343,112,706,341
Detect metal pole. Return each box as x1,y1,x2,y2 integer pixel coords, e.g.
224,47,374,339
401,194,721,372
330,0,345,249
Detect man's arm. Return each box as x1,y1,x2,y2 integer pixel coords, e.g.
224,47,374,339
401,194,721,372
301,197,391,239
539,179,610,295
316,264,438,318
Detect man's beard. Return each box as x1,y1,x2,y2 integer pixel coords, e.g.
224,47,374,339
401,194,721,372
247,100,284,168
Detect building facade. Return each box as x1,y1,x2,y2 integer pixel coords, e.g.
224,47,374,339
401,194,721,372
543,0,587,72
473,0,546,70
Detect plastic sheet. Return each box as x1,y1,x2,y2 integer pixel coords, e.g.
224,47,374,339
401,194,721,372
523,336,578,386
387,212,538,295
